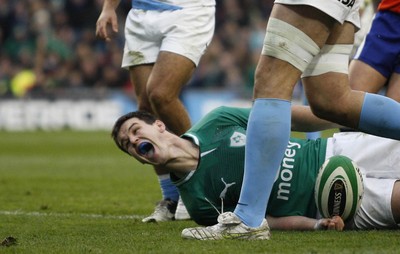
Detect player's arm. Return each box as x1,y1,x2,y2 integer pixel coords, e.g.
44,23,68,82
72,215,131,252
207,105,339,132
266,215,344,231
96,0,121,41
291,105,343,132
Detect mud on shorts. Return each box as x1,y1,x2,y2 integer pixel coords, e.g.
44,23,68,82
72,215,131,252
122,6,215,68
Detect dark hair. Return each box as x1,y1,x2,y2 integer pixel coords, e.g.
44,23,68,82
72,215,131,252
111,111,157,154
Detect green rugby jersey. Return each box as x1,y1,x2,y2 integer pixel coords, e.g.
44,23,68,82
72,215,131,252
171,106,327,226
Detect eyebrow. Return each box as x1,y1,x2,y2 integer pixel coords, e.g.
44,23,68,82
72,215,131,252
128,122,137,132
120,122,138,151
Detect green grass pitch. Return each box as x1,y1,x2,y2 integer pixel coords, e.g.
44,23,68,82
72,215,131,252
0,130,399,253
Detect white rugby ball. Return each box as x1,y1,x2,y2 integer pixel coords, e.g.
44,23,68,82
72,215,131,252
314,155,364,222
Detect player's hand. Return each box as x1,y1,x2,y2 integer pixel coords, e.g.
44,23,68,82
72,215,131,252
314,216,344,231
325,216,345,231
96,9,118,41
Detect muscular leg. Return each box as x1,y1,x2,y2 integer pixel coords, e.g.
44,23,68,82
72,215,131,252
147,51,194,135
130,64,153,113
254,5,335,100
349,59,387,94
304,22,400,139
235,4,336,227
303,22,359,126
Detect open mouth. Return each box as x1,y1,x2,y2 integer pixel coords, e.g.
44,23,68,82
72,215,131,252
137,142,154,156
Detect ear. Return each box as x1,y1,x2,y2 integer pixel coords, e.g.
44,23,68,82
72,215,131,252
154,120,166,132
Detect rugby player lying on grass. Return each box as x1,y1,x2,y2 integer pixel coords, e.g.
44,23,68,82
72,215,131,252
111,106,400,238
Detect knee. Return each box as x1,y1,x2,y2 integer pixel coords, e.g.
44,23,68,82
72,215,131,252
138,103,152,113
308,98,347,122
309,105,332,121
136,96,152,112
309,99,332,116
147,89,175,108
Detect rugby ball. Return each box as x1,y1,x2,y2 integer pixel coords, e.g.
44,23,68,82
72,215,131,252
314,155,364,222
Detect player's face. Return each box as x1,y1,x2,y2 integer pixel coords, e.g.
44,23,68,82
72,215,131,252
117,118,166,165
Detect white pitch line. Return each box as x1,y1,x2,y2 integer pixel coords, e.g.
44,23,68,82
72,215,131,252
0,210,144,220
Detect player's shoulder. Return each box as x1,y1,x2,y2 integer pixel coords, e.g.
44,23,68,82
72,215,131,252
208,106,250,118
189,106,250,134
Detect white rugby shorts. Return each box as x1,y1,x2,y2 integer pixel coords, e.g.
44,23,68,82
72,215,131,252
325,132,400,229
353,177,398,229
122,6,215,68
274,0,361,29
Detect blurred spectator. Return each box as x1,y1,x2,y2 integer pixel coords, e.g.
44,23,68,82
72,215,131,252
0,0,275,99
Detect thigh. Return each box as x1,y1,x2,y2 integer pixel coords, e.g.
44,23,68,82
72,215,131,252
129,65,153,112
147,51,195,97
349,59,387,93
254,4,336,99
270,3,335,47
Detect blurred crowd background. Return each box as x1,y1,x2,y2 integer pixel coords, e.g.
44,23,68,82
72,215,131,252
0,0,282,101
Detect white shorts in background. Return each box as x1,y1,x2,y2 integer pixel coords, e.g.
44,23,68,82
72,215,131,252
122,6,215,68
325,132,400,179
325,132,400,229
353,177,398,229
274,0,361,29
